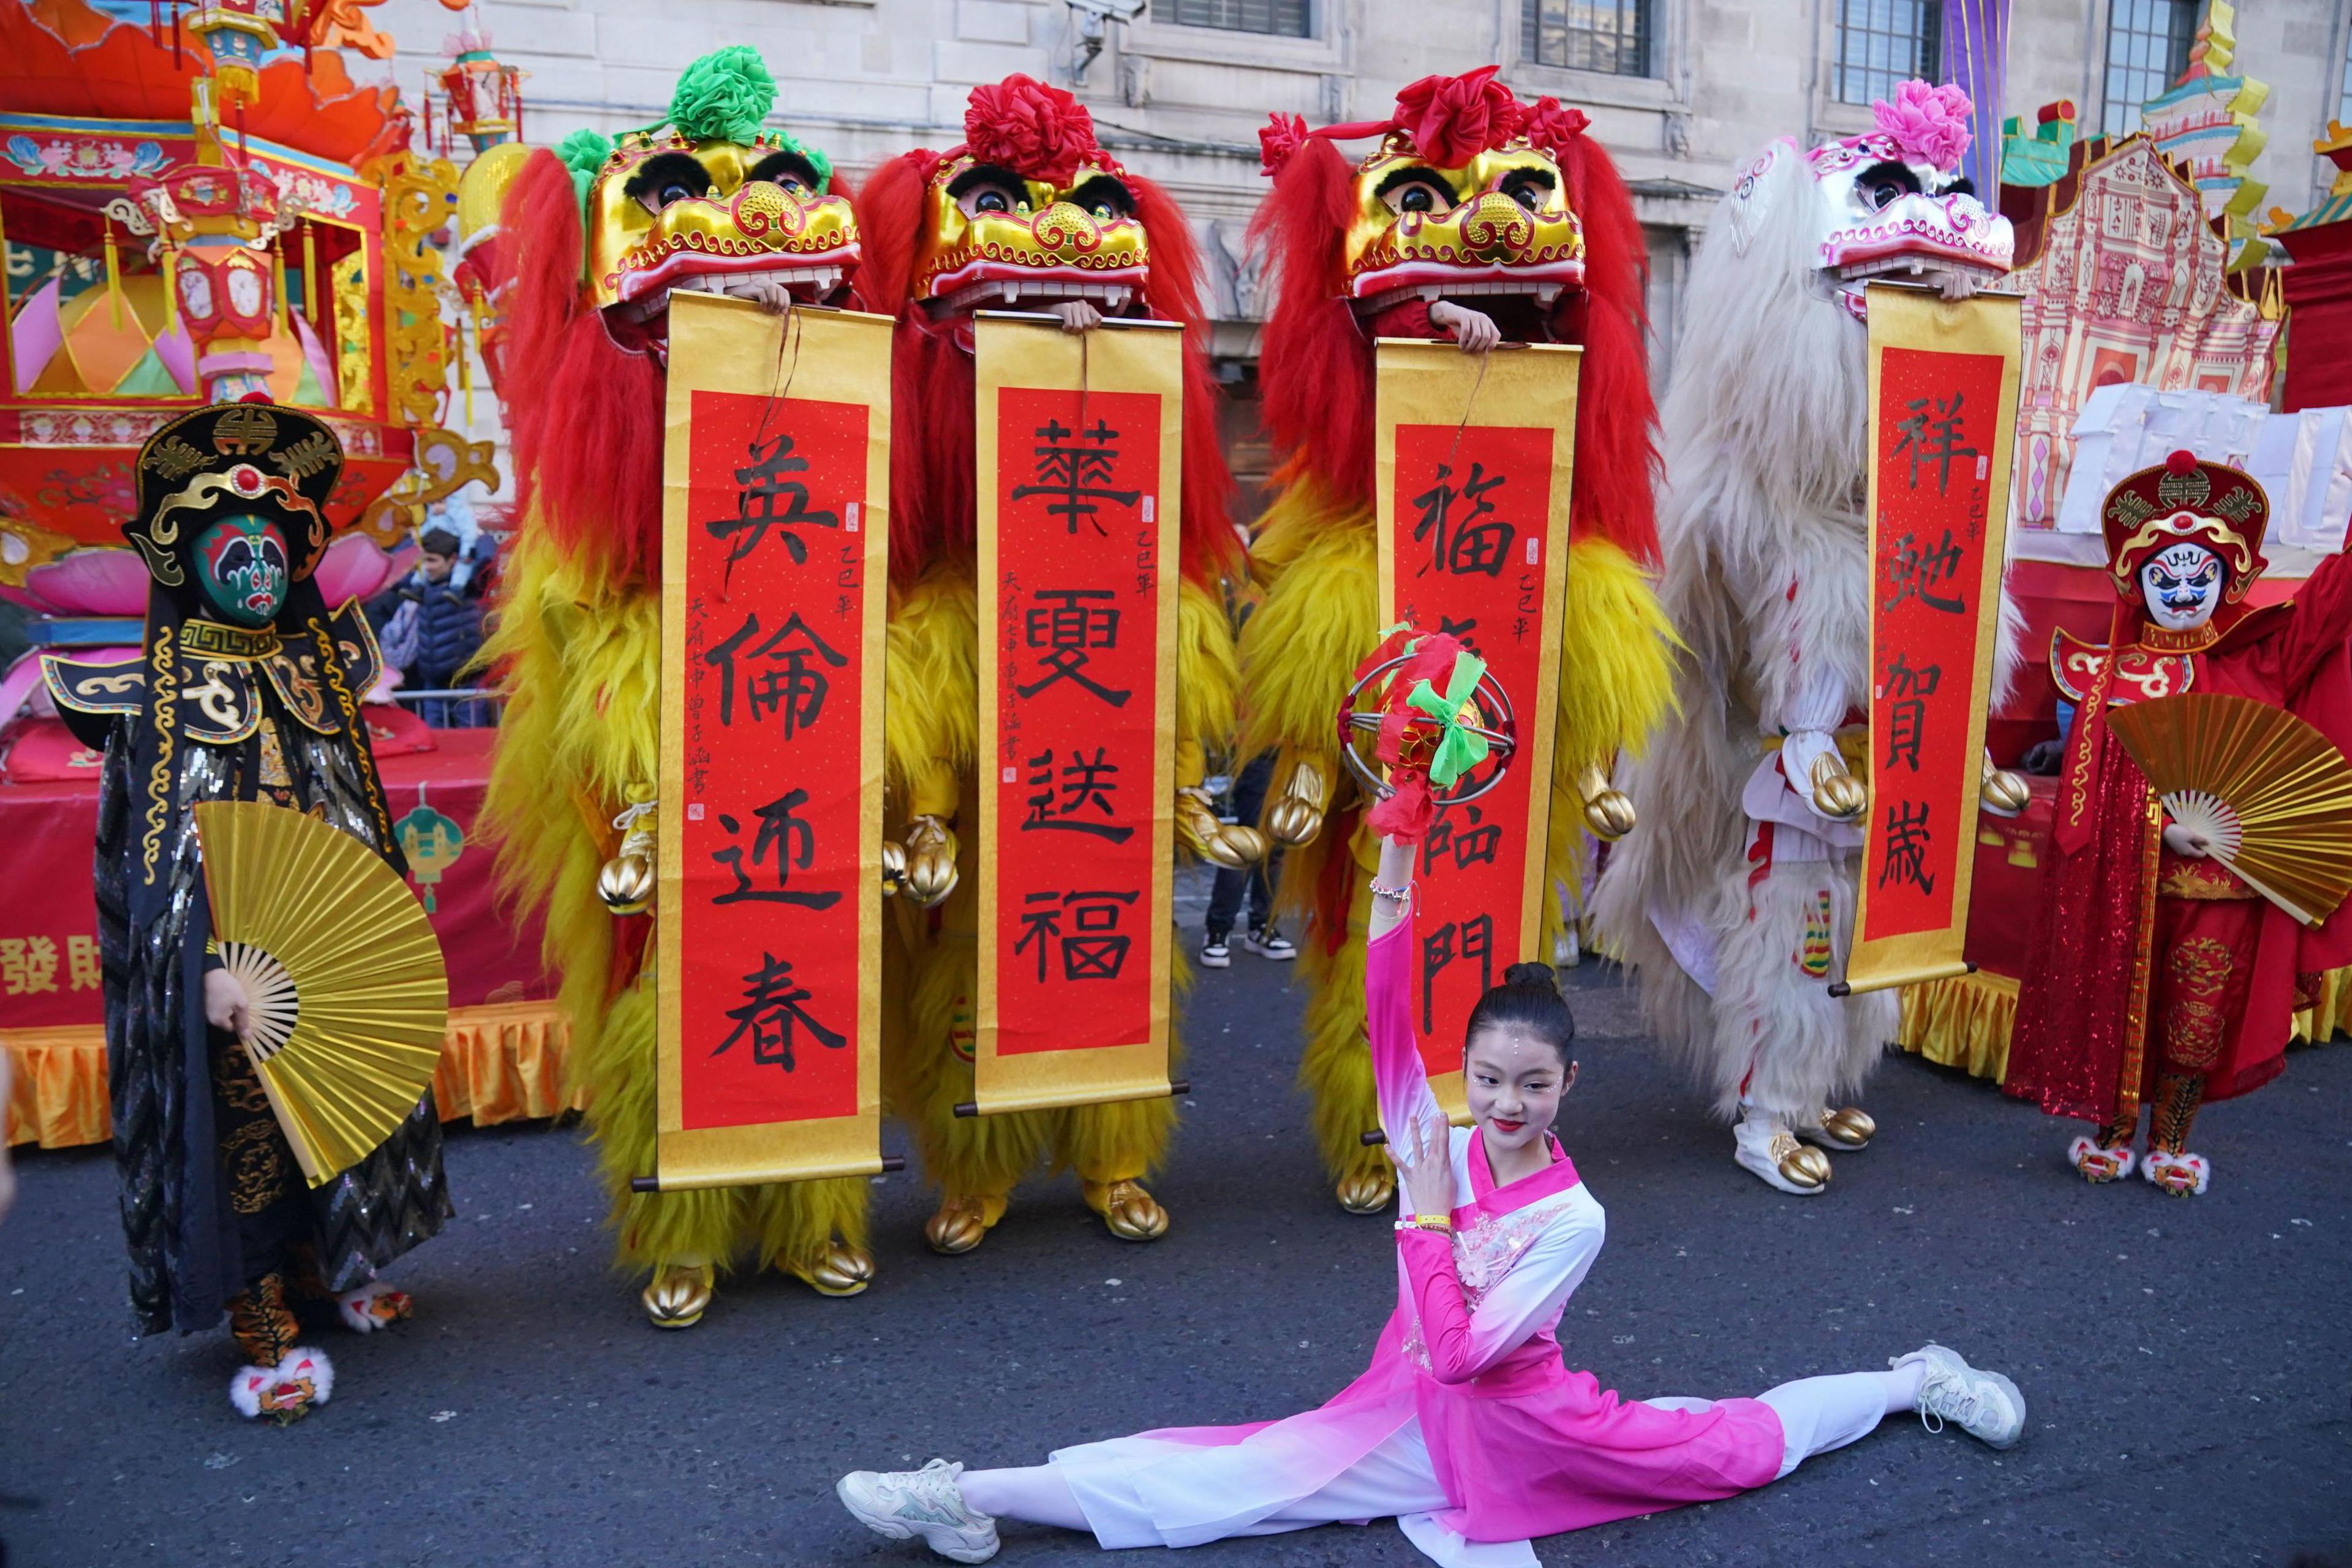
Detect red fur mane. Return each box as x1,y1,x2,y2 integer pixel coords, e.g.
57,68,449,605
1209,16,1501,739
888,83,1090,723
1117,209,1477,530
855,150,1237,586
1250,127,1659,564
496,148,665,587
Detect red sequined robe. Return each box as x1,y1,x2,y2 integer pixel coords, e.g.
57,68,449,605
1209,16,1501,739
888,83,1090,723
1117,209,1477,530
2006,549,2352,1126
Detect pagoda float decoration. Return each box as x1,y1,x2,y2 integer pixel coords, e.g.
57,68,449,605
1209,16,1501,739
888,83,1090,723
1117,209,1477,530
2138,0,2271,272
426,22,529,402
0,0,484,756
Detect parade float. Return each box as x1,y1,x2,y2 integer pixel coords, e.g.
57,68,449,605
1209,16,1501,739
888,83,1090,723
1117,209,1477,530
0,0,558,1150
1894,47,2352,1082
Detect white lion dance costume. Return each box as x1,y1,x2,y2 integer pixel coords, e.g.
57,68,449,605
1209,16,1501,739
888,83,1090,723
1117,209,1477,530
1593,82,2018,1194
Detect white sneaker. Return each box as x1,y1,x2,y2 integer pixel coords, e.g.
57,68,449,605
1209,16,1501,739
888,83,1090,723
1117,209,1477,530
1200,935,1231,969
837,1459,1000,1563
1896,1343,2026,1450
1239,924,1296,961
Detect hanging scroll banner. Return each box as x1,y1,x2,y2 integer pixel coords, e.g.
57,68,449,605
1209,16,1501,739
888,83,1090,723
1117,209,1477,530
1844,284,2022,996
1374,339,1580,1118
655,293,892,1189
974,314,1182,1117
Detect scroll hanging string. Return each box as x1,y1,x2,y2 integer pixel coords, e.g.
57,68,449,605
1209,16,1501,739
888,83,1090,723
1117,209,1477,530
1437,343,1493,477
720,296,805,602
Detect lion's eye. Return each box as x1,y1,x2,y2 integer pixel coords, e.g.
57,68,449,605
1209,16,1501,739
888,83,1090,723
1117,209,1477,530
976,190,1010,213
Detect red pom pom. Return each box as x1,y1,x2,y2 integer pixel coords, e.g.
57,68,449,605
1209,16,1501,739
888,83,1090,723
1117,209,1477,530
1392,66,1525,168
1523,96,1589,156
238,390,272,404
1259,112,1308,178
2166,448,2199,476
964,74,1098,187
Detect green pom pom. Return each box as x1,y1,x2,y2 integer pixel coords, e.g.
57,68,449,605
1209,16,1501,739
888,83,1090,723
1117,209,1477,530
667,46,776,145
556,128,615,176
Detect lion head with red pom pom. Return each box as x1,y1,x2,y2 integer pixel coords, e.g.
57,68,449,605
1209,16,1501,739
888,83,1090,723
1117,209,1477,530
1251,67,1659,560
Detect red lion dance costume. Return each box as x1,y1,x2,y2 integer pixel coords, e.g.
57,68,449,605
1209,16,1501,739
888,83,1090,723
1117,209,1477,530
854,77,1255,1254
481,50,875,1327
2007,453,2352,1196
1241,70,1676,1213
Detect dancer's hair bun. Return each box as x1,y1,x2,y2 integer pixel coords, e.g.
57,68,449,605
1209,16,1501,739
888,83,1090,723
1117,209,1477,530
1502,962,1562,994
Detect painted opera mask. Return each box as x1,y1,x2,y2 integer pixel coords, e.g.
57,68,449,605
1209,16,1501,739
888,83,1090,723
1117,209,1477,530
583,131,858,333
2103,450,2271,632
192,513,292,627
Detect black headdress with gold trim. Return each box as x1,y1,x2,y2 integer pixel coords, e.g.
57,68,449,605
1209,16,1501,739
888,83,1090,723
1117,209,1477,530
50,399,402,932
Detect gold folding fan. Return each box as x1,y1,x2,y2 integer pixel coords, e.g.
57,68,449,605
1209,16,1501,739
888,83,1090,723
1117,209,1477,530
194,801,448,1186
2103,692,2352,926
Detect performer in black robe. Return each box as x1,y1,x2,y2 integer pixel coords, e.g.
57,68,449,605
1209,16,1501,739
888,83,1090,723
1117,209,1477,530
43,399,451,1422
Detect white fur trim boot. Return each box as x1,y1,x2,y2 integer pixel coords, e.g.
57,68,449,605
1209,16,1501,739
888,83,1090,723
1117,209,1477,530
336,1280,415,1333
1733,1110,1830,1194
228,1346,334,1424
2067,1134,2135,1184
1894,1343,2024,1449
2143,1149,2211,1196
837,1459,1000,1563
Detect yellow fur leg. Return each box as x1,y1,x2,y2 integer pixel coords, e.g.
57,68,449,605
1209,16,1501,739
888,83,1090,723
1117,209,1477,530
585,984,753,1274
1176,578,1238,763
749,1175,872,1296
902,910,1050,1208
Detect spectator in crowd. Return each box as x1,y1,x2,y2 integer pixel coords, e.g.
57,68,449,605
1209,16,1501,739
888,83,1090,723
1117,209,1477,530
366,528,492,726
1201,750,1294,969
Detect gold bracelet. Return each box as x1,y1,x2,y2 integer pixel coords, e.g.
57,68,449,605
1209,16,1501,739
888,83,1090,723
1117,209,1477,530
1393,1215,1452,1234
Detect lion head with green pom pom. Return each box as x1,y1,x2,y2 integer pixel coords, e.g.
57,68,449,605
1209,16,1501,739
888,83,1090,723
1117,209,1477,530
573,47,856,348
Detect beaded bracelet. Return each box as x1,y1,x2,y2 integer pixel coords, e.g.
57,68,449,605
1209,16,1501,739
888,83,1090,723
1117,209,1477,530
1393,1215,1452,1235
1369,879,1412,903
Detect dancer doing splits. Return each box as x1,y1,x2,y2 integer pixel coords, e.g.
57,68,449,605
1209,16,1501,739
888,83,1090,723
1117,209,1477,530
839,835,2026,1564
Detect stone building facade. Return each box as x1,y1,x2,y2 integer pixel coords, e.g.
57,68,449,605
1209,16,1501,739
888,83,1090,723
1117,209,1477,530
377,0,2350,490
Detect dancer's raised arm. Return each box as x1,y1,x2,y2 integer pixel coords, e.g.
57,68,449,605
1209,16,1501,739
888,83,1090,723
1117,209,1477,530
1365,834,1442,1149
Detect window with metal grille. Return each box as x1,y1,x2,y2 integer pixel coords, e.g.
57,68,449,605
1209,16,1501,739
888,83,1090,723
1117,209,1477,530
2101,0,2196,137
1521,0,1649,77
1152,0,1311,36
1833,0,1942,107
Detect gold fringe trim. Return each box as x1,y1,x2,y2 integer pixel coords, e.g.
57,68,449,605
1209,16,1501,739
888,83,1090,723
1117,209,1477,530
1894,971,2018,1082
4,1001,579,1150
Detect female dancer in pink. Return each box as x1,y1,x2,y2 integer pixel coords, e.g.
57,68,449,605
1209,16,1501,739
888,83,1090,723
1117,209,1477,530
840,835,2025,1564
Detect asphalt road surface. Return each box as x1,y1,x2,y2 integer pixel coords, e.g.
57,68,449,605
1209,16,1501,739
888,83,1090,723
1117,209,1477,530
4,940,2350,1567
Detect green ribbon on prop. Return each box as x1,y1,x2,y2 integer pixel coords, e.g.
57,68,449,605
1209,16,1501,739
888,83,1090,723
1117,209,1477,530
1406,650,1490,790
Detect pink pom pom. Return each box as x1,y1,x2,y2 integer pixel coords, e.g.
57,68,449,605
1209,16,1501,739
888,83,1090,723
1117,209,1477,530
1871,79,1973,173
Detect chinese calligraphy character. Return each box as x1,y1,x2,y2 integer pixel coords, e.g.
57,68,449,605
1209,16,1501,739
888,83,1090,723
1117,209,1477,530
1880,652,1943,772
1882,529,1968,616
1014,889,1140,982
0,935,58,995
68,934,101,991
1878,802,1936,894
1892,393,1977,495
1022,747,1134,843
1009,418,1142,537
1420,803,1502,875
711,789,842,908
1420,915,1494,1033
1017,589,1130,707
713,952,846,1071
703,611,849,734
704,432,840,565
1409,462,1515,578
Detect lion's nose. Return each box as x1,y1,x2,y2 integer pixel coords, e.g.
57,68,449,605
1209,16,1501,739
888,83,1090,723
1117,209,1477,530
1455,192,1536,260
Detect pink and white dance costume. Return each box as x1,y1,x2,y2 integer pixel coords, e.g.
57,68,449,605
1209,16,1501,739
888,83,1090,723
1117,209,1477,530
840,916,2024,1564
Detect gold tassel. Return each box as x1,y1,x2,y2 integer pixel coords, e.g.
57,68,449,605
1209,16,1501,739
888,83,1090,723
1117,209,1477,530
273,242,287,336
162,247,178,334
302,222,317,323
458,314,473,425
103,219,125,331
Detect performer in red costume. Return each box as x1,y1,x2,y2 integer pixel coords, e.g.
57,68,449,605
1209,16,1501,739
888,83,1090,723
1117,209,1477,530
851,76,1256,1253
2007,453,2352,1196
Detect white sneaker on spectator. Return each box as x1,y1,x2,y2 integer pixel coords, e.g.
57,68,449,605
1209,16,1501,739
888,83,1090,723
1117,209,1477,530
1200,933,1231,969
1239,924,1296,961
837,1459,1000,1563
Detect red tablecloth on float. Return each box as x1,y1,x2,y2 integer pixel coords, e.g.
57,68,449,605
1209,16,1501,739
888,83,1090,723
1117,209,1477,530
1,725,579,1148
